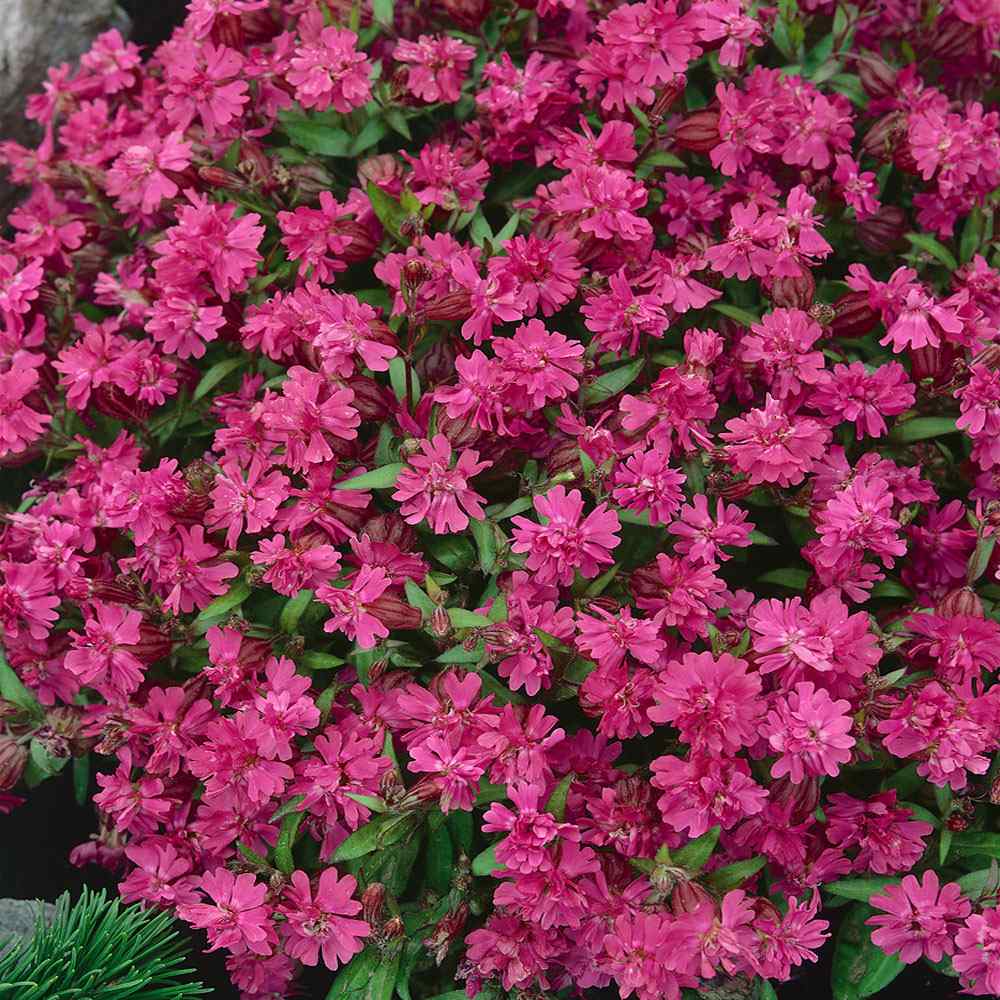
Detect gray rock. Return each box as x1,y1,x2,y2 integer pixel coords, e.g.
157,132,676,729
0,1,131,211
0,898,56,953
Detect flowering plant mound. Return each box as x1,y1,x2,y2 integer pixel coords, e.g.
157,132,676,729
3,0,1000,998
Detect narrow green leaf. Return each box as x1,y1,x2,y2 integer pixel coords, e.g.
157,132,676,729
300,651,347,670
336,463,405,491
274,811,304,874
825,877,901,902
448,608,493,629
279,589,314,633
950,831,1000,859
672,826,720,874
759,568,809,590
471,841,505,876
906,232,958,271
73,755,90,807
404,580,436,617
712,302,760,326
705,855,766,891
960,206,985,264
282,119,353,157
269,794,307,824
545,773,574,822
0,649,43,718
470,519,497,574
368,181,407,239
831,902,905,1000
193,356,247,402
193,580,251,628
584,358,644,405
889,416,958,443
968,535,996,584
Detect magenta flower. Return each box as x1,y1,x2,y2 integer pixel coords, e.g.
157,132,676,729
824,791,933,875
105,132,192,216
207,458,289,548
287,27,372,113
394,34,476,103
0,562,60,641
179,868,276,956
65,602,145,700
762,681,856,782
482,781,578,873
0,367,51,459
868,871,971,964
575,605,665,669
511,486,620,586
392,434,490,534
954,908,1000,996
159,526,239,615
612,447,686,525
317,566,392,648
649,651,764,753
491,320,584,410
279,869,369,970
669,495,752,563
408,732,486,812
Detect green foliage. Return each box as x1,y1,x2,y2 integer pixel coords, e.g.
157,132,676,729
0,889,208,1000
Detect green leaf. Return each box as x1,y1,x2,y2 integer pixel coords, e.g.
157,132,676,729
950,831,1000,859
889,416,958,443
193,356,247,402
325,949,380,1000
470,519,497,574
436,643,484,664
957,864,1000,899
23,740,69,788
469,211,493,247
968,535,996,584
73,754,90,807
757,981,779,1000
404,580,436,617
940,827,954,865
961,206,985,264
584,358,644,405
335,463,405,491
283,118,353,157
383,108,412,140
906,232,958,271
269,794,307,823
749,530,778,546
345,792,387,813
758,568,809,590
279,589,314,633
494,212,521,243
471,842,505,877
831,902,905,1000
672,826,720,874
705,855,766,891
300,651,346,670
372,0,394,24
426,535,476,572
192,580,251,628
447,608,493,629
825,877,900,902
426,823,453,894
334,813,418,862
545,773,574,822
368,181,408,240
712,302,760,326
350,117,389,156
274,811,304,875
0,649,42,719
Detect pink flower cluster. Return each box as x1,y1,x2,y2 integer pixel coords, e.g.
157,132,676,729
3,1,1000,999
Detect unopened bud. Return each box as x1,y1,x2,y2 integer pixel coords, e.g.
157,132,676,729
417,290,473,323
937,586,985,617
430,606,452,639
767,272,815,311
830,291,878,339
673,109,721,153
857,206,907,255
856,52,898,101
198,165,250,192
0,736,27,790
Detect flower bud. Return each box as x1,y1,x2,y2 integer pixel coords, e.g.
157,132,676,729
438,0,490,30
199,165,250,193
417,290,473,323
344,375,394,422
368,593,422,632
362,883,386,924
0,735,27,790
126,621,175,665
92,385,151,424
669,879,715,915
287,162,335,200
424,905,469,964
910,342,958,382
856,206,907,255
358,154,404,192
937,586,985,618
673,109,721,153
930,17,978,60
856,52,898,100
767,271,815,310
830,291,878,339
430,606,453,639
861,111,906,162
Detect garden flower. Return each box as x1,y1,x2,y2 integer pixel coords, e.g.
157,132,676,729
278,869,369,970
287,27,372,112
179,869,276,956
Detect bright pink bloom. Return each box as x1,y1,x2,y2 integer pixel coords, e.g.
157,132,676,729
207,458,289,547
669,495,752,563
811,361,915,439
824,791,933,875
392,434,490,534
611,448,686,526
0,367,50,458
317,566,392,648
511,486,620,586
179,868,276,956
868,871,971,964
575,605,664,669
762,681,856,782
65,602,144,699
159,526,239,615
0,562,60,640
395,34,476,103
279,869,369,970
954,908,1000,996
287,28,372,113
105,132,192,215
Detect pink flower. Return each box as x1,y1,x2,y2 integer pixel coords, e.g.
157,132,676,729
162,41,249,135
105,132,192,216
762,681,856,782
575,605,665,669
483,781,578,873
119,841,200,908
277,193,357,284
392,434,490,534
631,554,727,640
179,868,276,956
408,732,485,812
394,34,476,103
406,143,490,212
207,458,289,548
954,908,1000,996
497,234,582,317
511,486,620,586
811,361,915,439
0,367,51,459
147,293,225,360
814,476,906,569
611,448,686,526
160,526,239,615
738,308,826,399
251,534,342,597
0,562,60,641
279,869,369,970
825,791,933,875
287,27,372,113
491,320,584,410
649,652,764,753
669,495,752,563
868,871,971,964
603,911,697,1000
721,395,830,487
317,566,392,648
65,602,145,700
581,269,668,354
260,366,360,472
959,364,1000,469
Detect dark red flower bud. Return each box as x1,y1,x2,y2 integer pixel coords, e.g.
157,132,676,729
334,221,378,263
830,291,879,339
92,385,151,424
417,290,473,323
669,879,715,915
909,343,958,382
937,586,985,618
857,206,907,255
344,375,394,421
930,16,978,61
856,52,898,100
362,883,386,924
767,271,815,310
861,112,906,162
199,165,250,193
0,736,27,790
672,108,721,153
438,0,490,30
358,154,404,190
368,593,422,632
125,621,175,665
